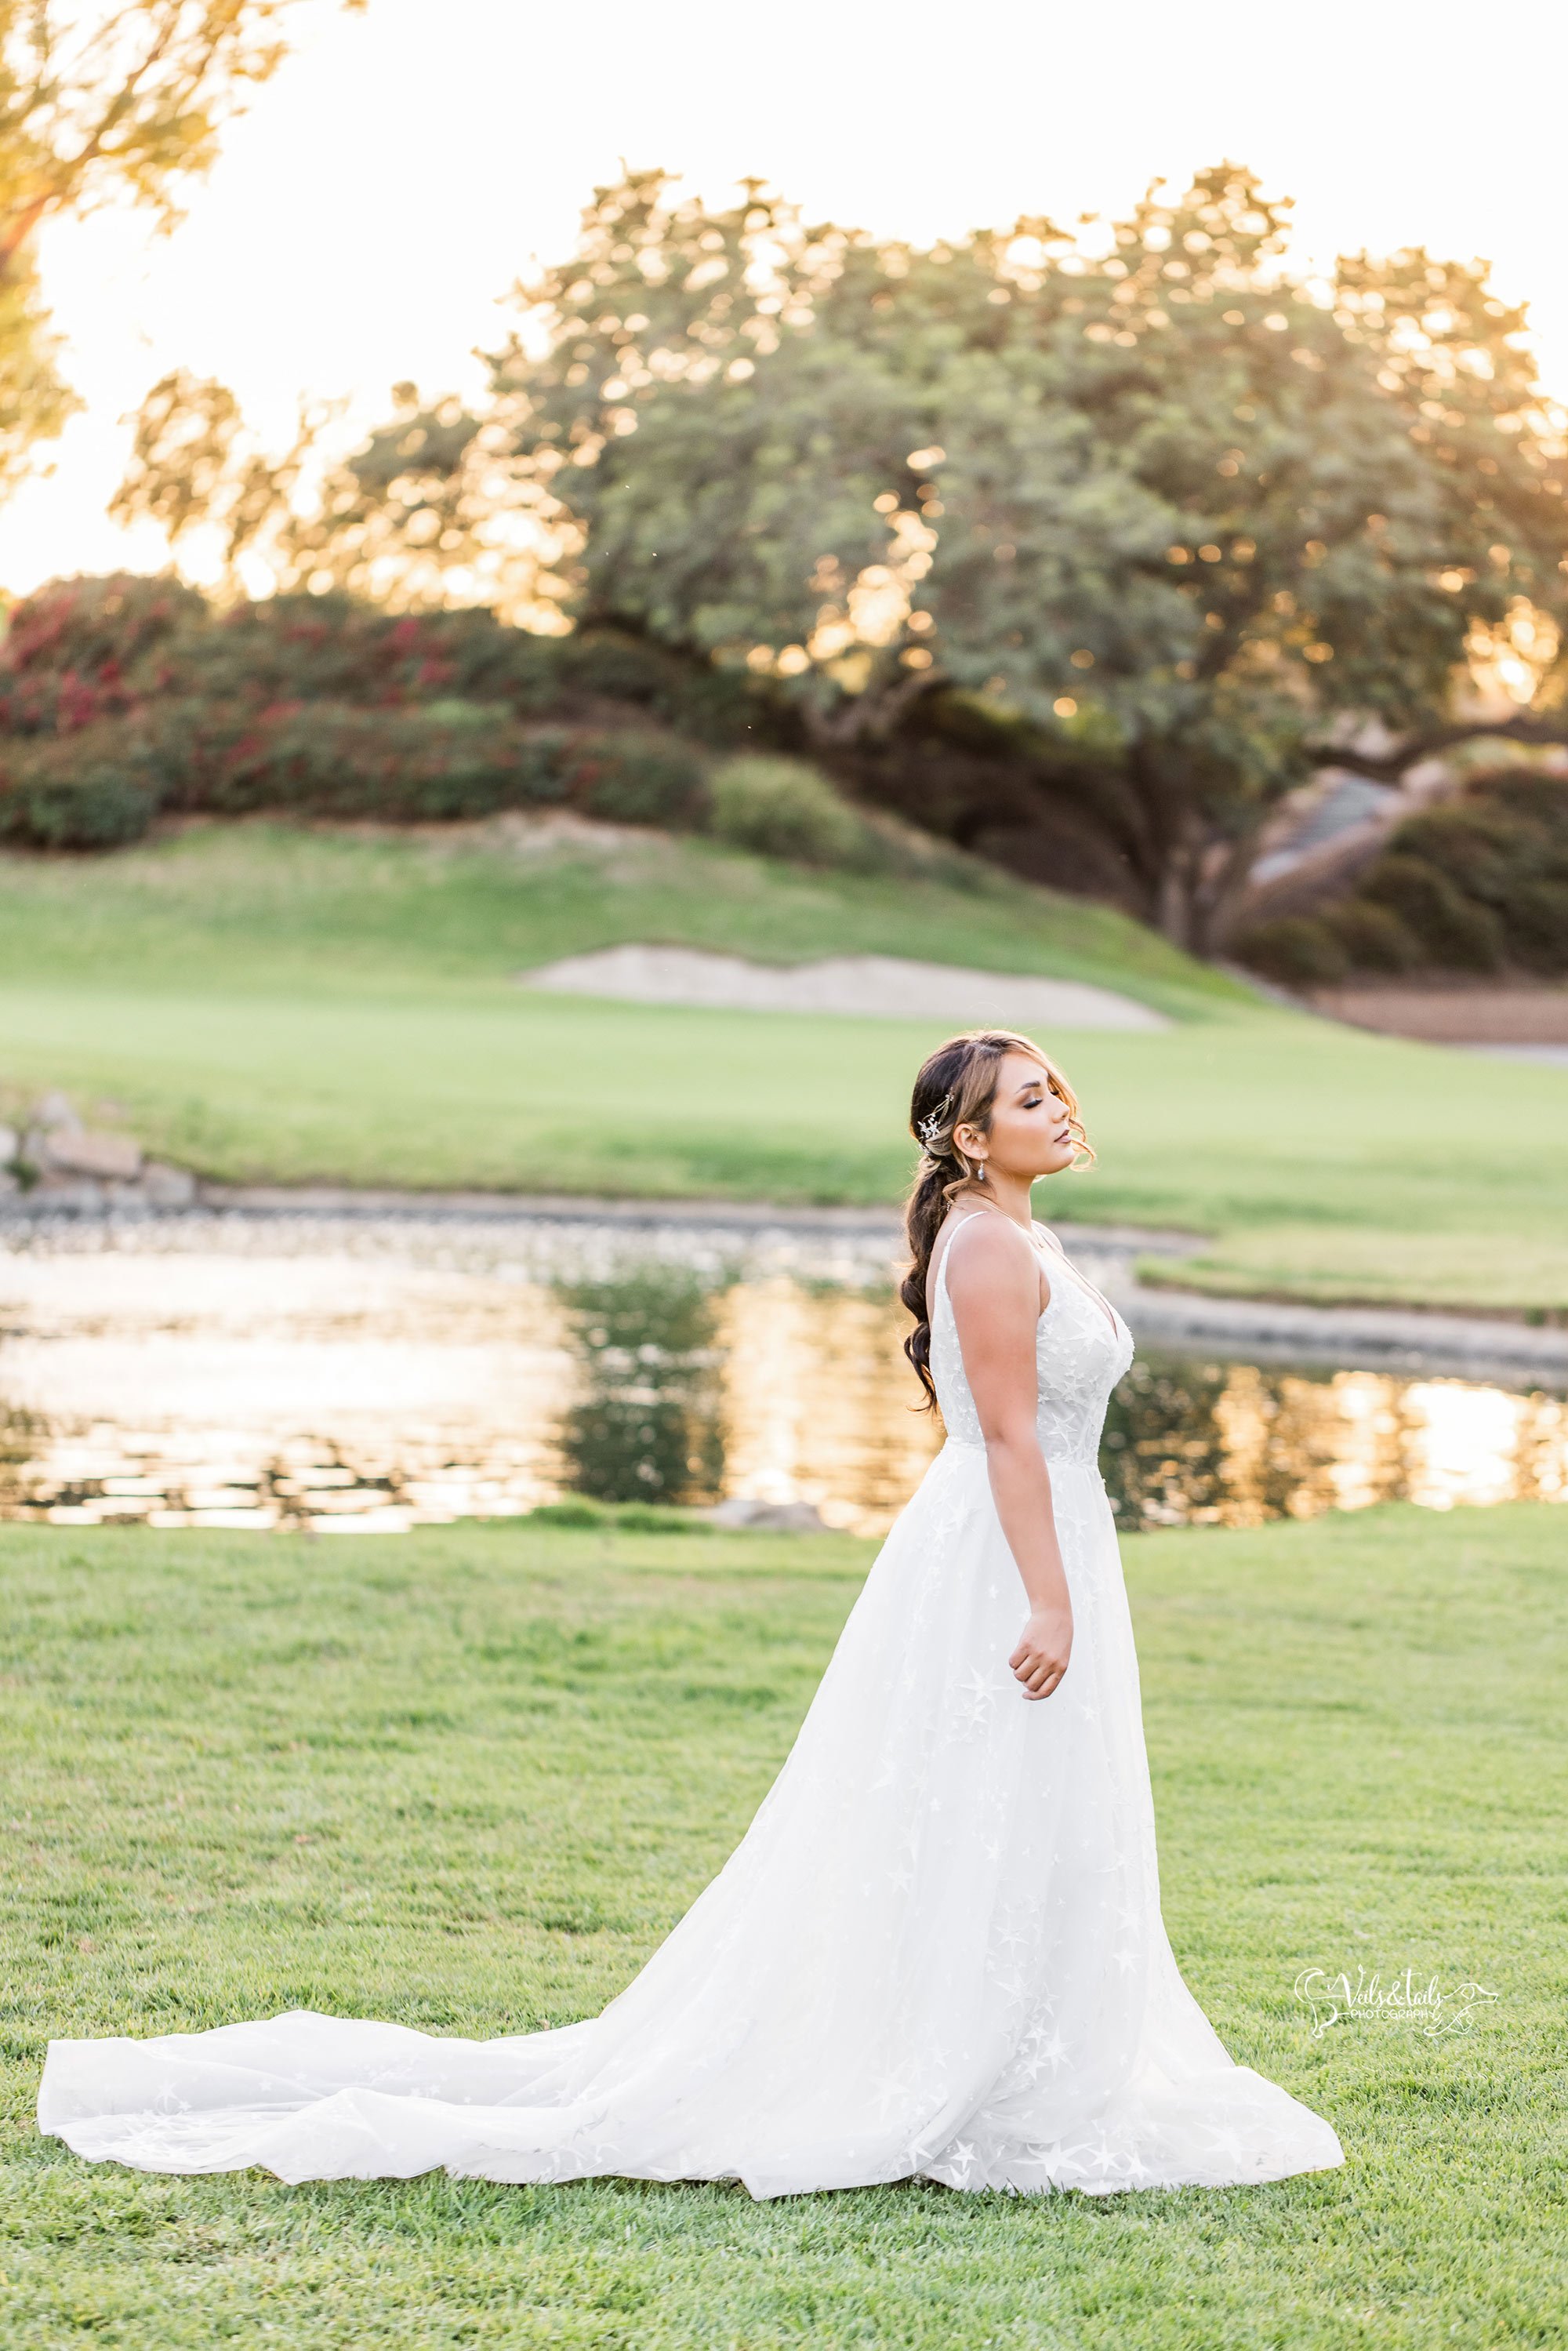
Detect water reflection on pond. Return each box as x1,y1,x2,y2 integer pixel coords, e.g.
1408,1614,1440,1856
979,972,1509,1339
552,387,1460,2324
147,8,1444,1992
0,1215,1564,1536
1104,1352,1568,1524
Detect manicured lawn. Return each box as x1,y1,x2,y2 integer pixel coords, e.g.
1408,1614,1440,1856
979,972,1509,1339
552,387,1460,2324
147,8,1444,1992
2,1507,1562,2348
3,822,1568,1310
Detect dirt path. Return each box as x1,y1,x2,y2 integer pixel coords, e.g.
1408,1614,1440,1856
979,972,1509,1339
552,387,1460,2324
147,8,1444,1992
1312,983,1568,1045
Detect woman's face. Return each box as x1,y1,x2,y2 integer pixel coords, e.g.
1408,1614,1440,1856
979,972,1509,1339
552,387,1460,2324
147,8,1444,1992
958,1051,1078,1180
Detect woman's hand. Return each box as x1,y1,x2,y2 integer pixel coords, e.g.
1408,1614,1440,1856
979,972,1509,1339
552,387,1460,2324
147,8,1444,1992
1009,1601,1073,1701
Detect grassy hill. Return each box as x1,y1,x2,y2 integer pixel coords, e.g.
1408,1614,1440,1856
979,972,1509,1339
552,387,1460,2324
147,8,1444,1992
0,814,1232,1010
3,818,1568,1311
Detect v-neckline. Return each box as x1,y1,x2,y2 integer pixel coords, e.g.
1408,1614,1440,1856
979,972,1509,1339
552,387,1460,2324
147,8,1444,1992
1031,1221,1121,1339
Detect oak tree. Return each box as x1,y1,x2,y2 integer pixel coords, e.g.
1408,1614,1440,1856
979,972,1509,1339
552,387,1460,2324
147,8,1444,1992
117,162,1568,947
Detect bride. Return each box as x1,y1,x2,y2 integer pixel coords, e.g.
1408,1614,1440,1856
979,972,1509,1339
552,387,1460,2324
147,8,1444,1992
39,1027,1344,2197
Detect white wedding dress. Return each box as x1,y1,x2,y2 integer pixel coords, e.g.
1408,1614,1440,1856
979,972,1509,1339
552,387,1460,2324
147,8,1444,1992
39,1214,1344,2197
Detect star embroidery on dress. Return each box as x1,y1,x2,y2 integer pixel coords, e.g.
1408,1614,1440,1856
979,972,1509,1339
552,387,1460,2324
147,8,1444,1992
953,1662,1004,1731
871,2067,916,2120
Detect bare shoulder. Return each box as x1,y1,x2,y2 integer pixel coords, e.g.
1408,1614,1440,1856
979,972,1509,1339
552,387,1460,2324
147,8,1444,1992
942,1212,1040,1303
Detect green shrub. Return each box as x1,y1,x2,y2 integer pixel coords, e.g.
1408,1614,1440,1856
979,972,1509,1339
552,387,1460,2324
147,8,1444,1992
707,755,876,868
1385,801,1543,908
1259,772,1568,982
1508,879,1568,973
1359,854,1504,970
1322,899,1424,972
1230,915,1349,989
0,770,157,850
525,1499,612,1528
0,574,205,725
132,703,704,829
27,775,155,849
0,695,710,843
2,581,776,747
608,1503,717,1533
0,723,165,849
565,733,709,827
140,700,524,822
1451,767,1568,859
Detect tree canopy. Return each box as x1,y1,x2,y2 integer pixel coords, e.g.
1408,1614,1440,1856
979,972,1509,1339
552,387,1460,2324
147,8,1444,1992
114,162,1568,947
0,1,359,503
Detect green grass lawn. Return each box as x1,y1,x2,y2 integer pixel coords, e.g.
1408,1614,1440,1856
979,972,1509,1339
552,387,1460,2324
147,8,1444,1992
3,820,1568,1310
2,1507,1563,2349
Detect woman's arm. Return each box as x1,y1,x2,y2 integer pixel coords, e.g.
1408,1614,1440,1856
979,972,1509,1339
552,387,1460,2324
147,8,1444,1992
944,1218,1073,1702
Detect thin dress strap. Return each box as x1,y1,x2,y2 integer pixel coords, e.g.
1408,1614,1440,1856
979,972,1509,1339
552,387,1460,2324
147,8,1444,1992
933,1208,1037,1317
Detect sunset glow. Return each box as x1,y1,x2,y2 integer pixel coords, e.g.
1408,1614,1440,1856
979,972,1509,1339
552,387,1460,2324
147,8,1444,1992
2,0,1566,600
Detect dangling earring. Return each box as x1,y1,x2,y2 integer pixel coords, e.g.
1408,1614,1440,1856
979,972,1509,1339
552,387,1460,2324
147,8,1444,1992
972,1159,988,1183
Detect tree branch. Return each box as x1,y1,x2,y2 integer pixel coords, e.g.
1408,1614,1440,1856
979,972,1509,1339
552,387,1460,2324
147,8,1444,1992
1313,714,1568,783
803,664,942,748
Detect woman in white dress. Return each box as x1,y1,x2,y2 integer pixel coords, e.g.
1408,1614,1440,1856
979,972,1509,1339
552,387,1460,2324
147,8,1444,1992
39,1027,1344,2197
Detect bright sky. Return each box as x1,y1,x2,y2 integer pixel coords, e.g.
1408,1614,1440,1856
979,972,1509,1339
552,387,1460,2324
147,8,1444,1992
3,0,1566,597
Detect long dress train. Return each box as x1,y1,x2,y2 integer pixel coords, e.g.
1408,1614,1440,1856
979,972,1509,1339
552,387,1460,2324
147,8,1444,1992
38,1214,1344,2197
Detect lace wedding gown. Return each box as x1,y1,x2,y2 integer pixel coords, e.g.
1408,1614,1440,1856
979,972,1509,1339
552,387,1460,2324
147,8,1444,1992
39,1214,1344,2197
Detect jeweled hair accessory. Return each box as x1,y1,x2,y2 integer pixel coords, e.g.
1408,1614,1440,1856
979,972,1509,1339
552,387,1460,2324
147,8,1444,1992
916,1092,953,1150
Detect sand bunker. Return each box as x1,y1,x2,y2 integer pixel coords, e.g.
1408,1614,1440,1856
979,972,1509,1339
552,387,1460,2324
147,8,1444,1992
519,947,1171,1030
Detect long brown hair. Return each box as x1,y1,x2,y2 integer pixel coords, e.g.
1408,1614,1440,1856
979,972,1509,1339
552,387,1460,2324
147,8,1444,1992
899,1029,1092,1408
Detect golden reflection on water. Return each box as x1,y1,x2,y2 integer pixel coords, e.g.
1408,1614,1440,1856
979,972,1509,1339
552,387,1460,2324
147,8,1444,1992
717,1279,939,1530
0,1248,579,1533
0,1229,1565,1535
1123,1361,1568,1527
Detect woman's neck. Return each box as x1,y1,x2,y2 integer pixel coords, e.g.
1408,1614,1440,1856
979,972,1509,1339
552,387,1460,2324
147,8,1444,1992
968,1167,1036,1231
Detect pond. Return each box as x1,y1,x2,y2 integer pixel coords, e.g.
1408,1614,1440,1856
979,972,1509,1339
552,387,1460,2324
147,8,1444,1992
1,1211,1565,1536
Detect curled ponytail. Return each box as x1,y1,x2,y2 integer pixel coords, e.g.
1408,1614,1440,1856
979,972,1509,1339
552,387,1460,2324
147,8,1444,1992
899,1028,1091,1408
